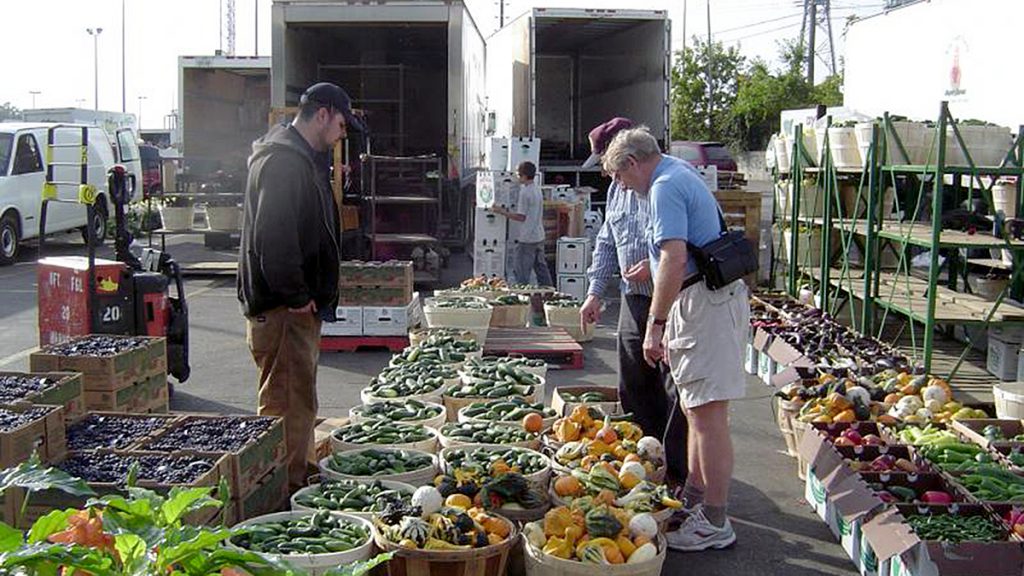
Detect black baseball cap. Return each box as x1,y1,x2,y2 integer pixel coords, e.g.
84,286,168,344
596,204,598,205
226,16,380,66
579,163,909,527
300,82,366,133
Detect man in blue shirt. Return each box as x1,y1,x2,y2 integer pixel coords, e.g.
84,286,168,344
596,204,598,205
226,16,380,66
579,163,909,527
579,118,688,491
602,126,750,552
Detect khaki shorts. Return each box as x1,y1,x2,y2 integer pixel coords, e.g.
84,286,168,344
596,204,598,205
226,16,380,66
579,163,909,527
665,279,750,409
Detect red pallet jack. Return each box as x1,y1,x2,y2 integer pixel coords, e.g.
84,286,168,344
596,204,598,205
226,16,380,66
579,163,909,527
37,125,190,384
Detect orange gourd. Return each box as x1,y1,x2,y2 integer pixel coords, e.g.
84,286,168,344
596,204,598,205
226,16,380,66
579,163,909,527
554,475,583,497
523,412,544,433
595,416,618,444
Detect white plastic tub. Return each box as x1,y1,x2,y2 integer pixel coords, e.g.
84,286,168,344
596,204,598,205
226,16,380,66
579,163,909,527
229,511,374,575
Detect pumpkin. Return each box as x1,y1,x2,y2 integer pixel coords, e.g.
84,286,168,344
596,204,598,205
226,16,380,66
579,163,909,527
627,542,658,564
628,513,659,539
523,412,544,433
595,416,618,444
412,486,444,517
554,475,583,497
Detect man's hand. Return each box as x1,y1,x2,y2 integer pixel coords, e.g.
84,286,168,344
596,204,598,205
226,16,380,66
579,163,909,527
289,301,318,315
580,294,601,332
622,260,651,283
643,321,665,367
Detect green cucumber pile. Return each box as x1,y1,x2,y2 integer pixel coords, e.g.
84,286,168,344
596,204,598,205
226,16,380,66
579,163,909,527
332,420,433,446
294,480,411,513
465,355,545,372
365,362,455,399
545,295,583,308
390,343,479,367
326,448,434,477
460,398,557,422
430,297,491,309
490,294,530,306
447,363,543,399
445,446,547,476
351,399,443,423
559,390,612,403
231,510,369,555
905,513,1004,543
917,442,989,472
955,465,1024,502
440,421,537,445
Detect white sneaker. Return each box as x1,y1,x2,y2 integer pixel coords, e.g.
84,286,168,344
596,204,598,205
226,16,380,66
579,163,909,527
666,507,737,552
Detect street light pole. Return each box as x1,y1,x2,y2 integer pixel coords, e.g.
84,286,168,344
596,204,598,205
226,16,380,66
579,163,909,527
28,91,40,109
86,27,104,111
137,96,147,130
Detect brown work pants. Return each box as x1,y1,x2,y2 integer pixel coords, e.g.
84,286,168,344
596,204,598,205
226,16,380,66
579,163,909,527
246,306,322,491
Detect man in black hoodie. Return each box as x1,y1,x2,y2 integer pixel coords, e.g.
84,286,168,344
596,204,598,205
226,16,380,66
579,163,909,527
238,82,363,490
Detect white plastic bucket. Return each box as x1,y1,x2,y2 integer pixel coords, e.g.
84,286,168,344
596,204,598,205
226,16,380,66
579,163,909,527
994,383,1024,419
318,448,438,486
773,134,791,172
828,126,863,170
290,480,415,517
886,121,932,165
158,206,194,231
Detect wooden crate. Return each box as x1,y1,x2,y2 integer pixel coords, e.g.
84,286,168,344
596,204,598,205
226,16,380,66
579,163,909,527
0,372,84,420
223,464,289,525
714,190,762,287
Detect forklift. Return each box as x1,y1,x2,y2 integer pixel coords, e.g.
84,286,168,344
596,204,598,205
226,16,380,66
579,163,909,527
37,125,190,383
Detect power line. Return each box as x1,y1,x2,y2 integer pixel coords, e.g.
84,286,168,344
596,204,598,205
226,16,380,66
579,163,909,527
712,11,803,35
718,20,803,41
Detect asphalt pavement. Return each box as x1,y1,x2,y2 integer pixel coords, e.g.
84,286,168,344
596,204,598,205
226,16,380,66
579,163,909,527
0,233,857,575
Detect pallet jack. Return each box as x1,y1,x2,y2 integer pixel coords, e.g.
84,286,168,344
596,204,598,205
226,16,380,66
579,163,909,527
37,125,190,383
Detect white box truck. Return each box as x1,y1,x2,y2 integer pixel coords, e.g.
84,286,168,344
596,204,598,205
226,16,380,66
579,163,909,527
486,8,671,169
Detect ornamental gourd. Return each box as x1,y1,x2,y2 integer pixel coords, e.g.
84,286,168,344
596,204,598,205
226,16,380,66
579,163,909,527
628,513,658,540
636,437,664,463
584,507,624,539
398,516,431,547
412,486,444,517
627,542,658,564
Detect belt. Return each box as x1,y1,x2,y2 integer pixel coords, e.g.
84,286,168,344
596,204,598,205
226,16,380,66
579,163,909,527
680,273,704,292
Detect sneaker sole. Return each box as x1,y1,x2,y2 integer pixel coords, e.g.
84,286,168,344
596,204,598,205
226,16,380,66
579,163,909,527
668,532,737,552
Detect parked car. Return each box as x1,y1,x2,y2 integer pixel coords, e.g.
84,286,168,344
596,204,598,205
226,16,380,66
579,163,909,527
669,141,738,172
0,122,140,265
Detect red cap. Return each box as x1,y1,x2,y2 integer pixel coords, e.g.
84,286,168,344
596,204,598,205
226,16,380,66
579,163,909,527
582,117,634,168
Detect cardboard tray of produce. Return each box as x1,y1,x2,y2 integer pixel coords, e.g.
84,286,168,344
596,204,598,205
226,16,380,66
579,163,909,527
0,372,84,420
29,336,167,392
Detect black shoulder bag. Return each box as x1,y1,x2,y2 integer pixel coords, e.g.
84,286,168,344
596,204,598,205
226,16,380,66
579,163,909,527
687,208,759,290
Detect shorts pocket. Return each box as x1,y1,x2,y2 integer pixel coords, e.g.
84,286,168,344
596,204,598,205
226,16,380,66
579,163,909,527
667,334,709,385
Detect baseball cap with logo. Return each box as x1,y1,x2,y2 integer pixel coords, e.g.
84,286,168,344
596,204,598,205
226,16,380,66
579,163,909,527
581,117,634,169
300,82,366,133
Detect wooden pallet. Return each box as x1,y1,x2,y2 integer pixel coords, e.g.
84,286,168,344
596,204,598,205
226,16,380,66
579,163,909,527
319,335,409,353
483,328,584,370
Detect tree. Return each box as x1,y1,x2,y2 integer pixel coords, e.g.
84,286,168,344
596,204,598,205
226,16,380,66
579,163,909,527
0,102,20,122
670,38,745,144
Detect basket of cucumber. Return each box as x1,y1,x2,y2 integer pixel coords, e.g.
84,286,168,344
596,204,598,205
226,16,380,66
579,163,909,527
409,327,477,348
458,398,559,432
544,296,594,342
442,369,544,422
319,447,438,486
438,421,541,450
424,296,494,345
330,420,440,454
489,294,532,328
552,386,622,417
440,444,552,491
229,510,374,574
291,479,414,518
349,399,447,429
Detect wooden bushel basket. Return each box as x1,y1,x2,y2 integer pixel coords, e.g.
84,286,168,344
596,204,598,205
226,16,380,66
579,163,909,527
372,517,517,576
521,533,667,576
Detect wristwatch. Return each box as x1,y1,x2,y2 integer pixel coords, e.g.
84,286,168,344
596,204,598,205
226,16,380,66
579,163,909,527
649,317,667,327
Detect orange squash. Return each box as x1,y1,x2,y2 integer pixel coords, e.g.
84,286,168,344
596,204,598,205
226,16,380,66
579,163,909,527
523,413,544,434
833,409,857,423
595,416,618,444
554,475,583,497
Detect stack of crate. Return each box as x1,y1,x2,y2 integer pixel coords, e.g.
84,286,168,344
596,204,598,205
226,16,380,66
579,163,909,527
133,414,289,524
29,335,169,414
0,371,85,421
326,261,419,337
557,237,592,301
474,171,517,280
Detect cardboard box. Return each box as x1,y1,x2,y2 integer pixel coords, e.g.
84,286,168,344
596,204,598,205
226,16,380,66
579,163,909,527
363,298,421,337
949,418,1024,449
744,342,759,375
798,428,857,519
83,374,168,413
507,137,541,171
476,171,517,208
314,417,350,462
557,274,589,302
1017,346,1024,382
552,386,621,417
474,207,508,245
557,237,592,274
0,404,65,468
30,336,167,392
473,245,507,279
225,463,289,524
0,372,84,421
139,414,287,499
64,411,180,451
338,260,414,288
321,307,363,337
988,335,1019,380
990,326,1024,343
338,287,410,307
485,137,509,172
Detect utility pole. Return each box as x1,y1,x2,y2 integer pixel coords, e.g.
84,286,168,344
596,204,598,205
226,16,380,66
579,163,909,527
807,0,816,83
706,0,712,134
86,27,104,111
29,91,40,109
682,0,687,55
137,96,147,130
122,0,126,113
255,0,259,56
799,0,837,84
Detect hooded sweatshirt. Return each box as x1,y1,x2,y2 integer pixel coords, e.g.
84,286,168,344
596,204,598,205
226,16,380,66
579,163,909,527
237,123,340,318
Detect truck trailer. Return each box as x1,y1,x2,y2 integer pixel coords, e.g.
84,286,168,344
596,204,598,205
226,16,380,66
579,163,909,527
177,55,271,179
486,8,671,170
271,0,486,185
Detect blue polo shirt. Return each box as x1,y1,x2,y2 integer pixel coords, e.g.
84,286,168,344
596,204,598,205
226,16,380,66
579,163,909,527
647,155,723,277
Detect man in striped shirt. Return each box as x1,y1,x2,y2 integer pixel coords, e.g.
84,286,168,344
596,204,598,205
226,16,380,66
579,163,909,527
579,117,688,491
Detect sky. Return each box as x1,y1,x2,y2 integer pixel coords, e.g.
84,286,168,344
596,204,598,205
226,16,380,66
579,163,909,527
0,0,887,130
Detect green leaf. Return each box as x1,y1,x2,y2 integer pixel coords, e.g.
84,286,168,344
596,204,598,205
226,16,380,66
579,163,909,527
157,528,231,567
0,455,94,497
26,509,77,544
0,542,114,573
324,551,394,576
160,486,221,525
114,532,147,572
0,522,22,553
177,547,302,575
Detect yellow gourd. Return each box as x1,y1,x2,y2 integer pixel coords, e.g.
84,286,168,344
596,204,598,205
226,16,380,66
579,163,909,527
543,536,574,559
616,535,637,559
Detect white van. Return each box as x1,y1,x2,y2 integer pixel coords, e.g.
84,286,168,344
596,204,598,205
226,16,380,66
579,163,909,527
0,122,141,265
